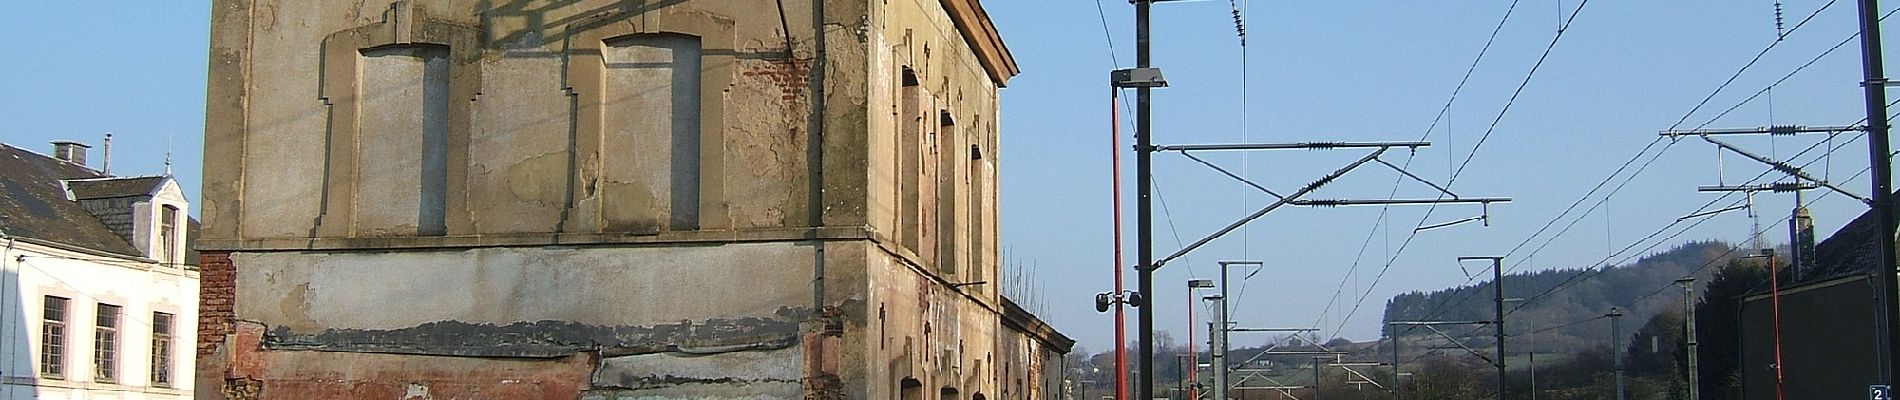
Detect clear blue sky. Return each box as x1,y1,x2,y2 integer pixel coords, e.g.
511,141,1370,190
989,0,1889,352
0,1,1889,353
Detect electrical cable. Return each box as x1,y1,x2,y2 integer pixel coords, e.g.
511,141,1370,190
1312,0,1525,334
1327,0,1595,338
1497,94,1897,317
1371,6,1895,334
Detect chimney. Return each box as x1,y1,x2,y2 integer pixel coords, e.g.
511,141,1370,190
1792,206,1816,280
50,140,89,167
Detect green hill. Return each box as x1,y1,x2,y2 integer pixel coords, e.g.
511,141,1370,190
1382,240,1737,352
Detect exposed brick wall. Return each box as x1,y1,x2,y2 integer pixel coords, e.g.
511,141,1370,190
742,58,812,101
199,251,235,356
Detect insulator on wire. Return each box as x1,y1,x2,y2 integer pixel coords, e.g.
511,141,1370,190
1230,7,1246,44
1775,0,1785,40
1305,141,1342,150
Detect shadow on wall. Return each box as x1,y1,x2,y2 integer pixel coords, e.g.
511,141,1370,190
477,0,694,56
2,253,34,399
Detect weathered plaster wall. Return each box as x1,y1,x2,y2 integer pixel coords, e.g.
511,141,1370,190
230,244,811,341
863,0,1004,298
199,241,867,399
197,0,1062,398
199,0,875,249
219,321,596,399
864,243,1005,400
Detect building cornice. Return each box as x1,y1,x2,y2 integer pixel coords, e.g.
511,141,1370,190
941,0,1018,87
8,235,156,264
1002,297,1076,352
196,226,878,252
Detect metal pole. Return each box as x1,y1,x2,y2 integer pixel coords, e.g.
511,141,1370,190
1611,308,1627,400
1177,354,1188,400
1392,323,1403,400
1135,0,1158,397
1110,86,1129,400
1313,356,1323,400
1858,0,1900,387
1211,295,1229,400
1679,278,1700,400
1185,296,1193,400
1492,258,1506,400
1770,251,1787,400
1188,280,1212,400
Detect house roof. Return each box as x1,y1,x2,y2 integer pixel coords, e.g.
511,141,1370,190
0,143,144,257
67,175,167,200
1780,193,1896,287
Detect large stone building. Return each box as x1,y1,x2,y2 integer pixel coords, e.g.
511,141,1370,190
194,0,1072,399
1,142,199,399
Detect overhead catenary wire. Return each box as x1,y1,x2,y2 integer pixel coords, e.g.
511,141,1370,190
1372,5,1894,334
1091,0,1141,134
1471,117,1875,322
1448,0,1594,180
1500,123,1876,320
1451,15,1900,322
1312,0,1526,335
1461,174,1872,364
1435,123,1875,326
1326,0,1595,339
1497,0,1847,287
1622,149,1875,310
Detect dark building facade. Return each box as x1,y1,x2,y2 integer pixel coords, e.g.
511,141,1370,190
1739,200,1891,399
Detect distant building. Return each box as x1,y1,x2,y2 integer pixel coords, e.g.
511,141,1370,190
194,1,1072,399
1739,202,1884,399
0,141,199,399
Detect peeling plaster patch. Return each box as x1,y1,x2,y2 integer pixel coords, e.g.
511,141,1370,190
507,151,569,206
580,382,804,400
722,58,800,228
277,282,320,331
601,180,662,233
263,308,805,358
403,383,432,400
592,347,800,389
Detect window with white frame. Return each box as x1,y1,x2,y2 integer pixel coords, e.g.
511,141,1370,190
41,296,68,378
94,303,120,383
159,204,179,266
152,312,174,387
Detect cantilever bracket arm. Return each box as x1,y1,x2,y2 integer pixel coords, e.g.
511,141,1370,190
1229,373,1305,400
1422,324,1495,366
1678,204,1750,221
1152,141,1429,152
1659,125,1861,137
1374,157,1459,198
1700,135,1871,204
1335,365,1390,391
1152,149,1386,269
1292,198,1511,207
1180,151,1287,200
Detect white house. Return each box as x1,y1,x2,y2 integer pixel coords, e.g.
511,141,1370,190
0,141,197,399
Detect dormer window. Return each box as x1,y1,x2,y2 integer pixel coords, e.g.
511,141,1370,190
159,205,178,266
